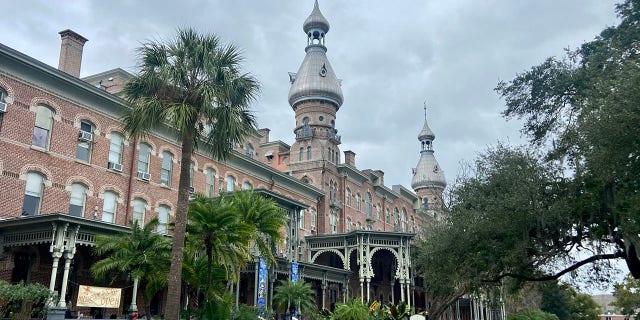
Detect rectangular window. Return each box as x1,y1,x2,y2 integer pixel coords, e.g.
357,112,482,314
206,169,216,197
102,192,117,223
109,133,124,164
32,127,49,148
299,210,305,229
161,152,173,187
158,205,169,235
137,144,151,173
132,199,146,227
76,121,93,162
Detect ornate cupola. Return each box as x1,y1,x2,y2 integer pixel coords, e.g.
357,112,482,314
288,0,344,109
412,104,446,193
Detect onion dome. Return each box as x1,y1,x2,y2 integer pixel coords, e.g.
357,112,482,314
288,1,343,109
304,0,330,34
411,113,446,190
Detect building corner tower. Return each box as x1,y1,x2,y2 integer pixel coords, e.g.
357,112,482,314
411,105,447,222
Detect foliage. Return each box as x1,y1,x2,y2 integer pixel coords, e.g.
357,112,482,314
509,310,560,320
612,273,640,317
91,218,171,317
331,299,369,320
0,281,51,319
367,301,411,320
122,27,259,319
230,304,261,320
272,280,317,316
540,282,600,320
415,0,640,316
495,0,640,279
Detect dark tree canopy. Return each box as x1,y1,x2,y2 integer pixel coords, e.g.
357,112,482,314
416,0,640,316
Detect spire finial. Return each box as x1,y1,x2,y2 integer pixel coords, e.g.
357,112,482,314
423,99,427,121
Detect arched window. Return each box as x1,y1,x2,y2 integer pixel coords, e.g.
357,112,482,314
401,208,407,232
76,120,94,162
245,143,254,157
346,217,352,232
137,143,151,174
346,188,352,206
330,211,337,234
158,205,170,235
310,208,317,230
108,132,124,167
365,192,372,217
299,209,305,229
22,172,45,216
69,183,88,217
32,105,55,149
189,162,195,188
306,146,311,160
242,181,252,190
302,117,309,125
226,176,236,192
206,168,216,197
0,87,7,132
102,191,118,223
356,222,362,230
376,203,381,220
132,198,146,227
299,147,304,161
385,208,390,224
161,151,173,187
394,208,399,227
356,193,362,211
335,151,339,163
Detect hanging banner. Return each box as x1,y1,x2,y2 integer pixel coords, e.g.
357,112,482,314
76,285,122,308
291,263,299,282
257,257,267,307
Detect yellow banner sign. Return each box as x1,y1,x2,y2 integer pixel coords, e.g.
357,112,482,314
76,285,122,308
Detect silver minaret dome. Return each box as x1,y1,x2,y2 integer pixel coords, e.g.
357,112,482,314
411,108,446,190
288,1,344,109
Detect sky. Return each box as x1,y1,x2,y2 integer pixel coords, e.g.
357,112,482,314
0,0,625,293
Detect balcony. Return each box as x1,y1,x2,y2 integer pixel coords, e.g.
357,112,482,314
296,126,313,140
328,129,341,144
329,198,342,209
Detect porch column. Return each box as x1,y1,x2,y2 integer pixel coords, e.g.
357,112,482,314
57,225,78,308
48,222,66,305
56,252,74,307
129,277,139,312
400,279,405,303
48,253,62,302
390,281,395,304
365,277,370,302
405,279,411,310
321,282,327,309
359,278,364,302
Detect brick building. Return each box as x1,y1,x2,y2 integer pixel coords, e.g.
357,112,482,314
0,1,450,317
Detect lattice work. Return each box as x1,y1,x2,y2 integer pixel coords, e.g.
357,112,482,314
3,230,53,247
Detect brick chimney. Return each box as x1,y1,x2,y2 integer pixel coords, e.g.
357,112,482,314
344,150,356,167
58,29,88,77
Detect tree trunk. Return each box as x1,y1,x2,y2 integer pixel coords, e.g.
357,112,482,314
165,128,196,320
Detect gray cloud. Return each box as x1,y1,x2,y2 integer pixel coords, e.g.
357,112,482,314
0,0,619,190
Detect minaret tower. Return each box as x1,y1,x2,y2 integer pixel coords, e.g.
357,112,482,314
288,0,344,172
411,103,447,219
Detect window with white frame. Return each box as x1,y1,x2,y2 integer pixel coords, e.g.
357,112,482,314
330,212,337,234
0,87,6,132
132,198,146,227
69,183,88,217
346,217,351,232
394,208,399,227
246,143,254,157
242,181,252,190
76,120,94,162
298,209,305,229
158,205,170,234
386,208,390,224
356,193,362,211
206,168,216,197
310,208,317,230
226,176,236,192
376,204,381,220
365,192,372,216
161,151,173,187
102,191,118,223
299,147,304,161
401,208,407,232
108,133,124,166
356,221,362,230
346,188,352,206
137,143,151,174
32,105,55,149
306,146,311,160
22,172,45,216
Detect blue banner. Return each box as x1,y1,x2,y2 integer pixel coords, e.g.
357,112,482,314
257,257,267,307
291,262,299,282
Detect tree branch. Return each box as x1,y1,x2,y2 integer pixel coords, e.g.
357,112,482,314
483,251,624,283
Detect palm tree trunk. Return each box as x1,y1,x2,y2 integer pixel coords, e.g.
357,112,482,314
166,127,196,319
205,237,213,300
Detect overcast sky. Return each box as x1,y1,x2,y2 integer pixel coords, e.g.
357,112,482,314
0,0,624,292
1,1,619,189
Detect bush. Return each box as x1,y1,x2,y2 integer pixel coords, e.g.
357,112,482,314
0,280,52,319
509,309,560,320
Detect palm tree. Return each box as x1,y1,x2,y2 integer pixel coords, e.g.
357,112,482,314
187,194,252,299
231,190,288,264
273,280,317,317
122,28,259,319
91,218,171,318
332,299,370,320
